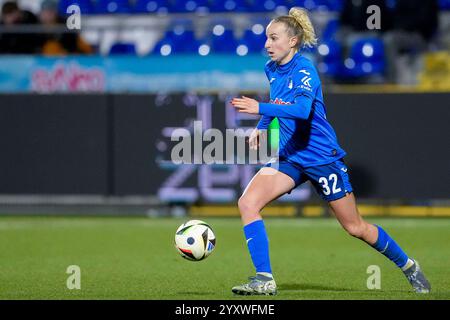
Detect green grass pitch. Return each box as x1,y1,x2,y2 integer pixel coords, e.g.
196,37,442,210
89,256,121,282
1,216,449,300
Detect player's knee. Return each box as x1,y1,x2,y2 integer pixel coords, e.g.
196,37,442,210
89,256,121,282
238,196,261,216
345,222,366,239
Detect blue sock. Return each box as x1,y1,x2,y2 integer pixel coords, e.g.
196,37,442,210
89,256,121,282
243,220,272,274
372,225,408,268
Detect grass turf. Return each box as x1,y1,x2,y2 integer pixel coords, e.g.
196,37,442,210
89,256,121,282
0,216,449,300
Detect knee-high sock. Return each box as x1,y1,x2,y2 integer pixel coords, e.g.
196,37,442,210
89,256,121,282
372,224,409,268
244,220,272,274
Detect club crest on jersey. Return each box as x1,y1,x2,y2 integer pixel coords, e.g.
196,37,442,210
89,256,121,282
288,78,293,89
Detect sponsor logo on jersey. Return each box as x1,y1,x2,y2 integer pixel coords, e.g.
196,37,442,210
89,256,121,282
270,98,291,105
294,70,312,93
299,69,311,76
301,75,312,87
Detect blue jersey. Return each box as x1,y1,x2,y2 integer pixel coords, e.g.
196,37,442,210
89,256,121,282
257,52,346,167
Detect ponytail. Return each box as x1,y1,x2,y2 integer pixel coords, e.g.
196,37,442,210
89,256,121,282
288,7,317,48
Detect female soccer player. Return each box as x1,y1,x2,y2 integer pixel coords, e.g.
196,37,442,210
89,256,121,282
230,7,431,296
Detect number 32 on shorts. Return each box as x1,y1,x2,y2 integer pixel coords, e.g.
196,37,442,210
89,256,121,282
318,174,342,195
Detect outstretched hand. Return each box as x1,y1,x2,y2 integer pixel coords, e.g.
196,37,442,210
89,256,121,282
231,96,260,114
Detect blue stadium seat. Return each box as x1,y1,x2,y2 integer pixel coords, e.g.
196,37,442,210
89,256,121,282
439,0,450,10
316,40,343,76
196,39,212,56
326,0,343,11
152,28,200,55
247,0,288,12
133,0,170,13
58,0,95,15
109,43,137,55
321,19,339,41
288,0,318,10
344,38,386,77
238,25,267,54
152,38,173,55
95,0,132,14
209,0,248,13
209,26,239,53
314,0,339,11
288,0,342,11
168,0,210,13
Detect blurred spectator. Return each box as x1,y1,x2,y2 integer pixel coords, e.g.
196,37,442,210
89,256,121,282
0,0,41,53
39,0,93,55
383,0,439,83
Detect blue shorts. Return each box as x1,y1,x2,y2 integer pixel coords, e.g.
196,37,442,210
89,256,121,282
265,157,353,202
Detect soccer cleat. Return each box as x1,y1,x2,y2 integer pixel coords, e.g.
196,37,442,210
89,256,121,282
403,259,431,294
232,274,277,296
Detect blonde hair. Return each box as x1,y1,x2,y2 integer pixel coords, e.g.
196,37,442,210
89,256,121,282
272,7,318,49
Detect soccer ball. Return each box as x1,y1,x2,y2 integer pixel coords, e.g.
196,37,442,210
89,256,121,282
174,220,216,261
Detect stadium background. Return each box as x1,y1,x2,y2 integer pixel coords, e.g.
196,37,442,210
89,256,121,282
0,0,449,300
